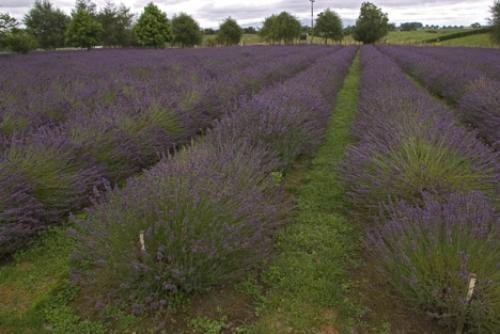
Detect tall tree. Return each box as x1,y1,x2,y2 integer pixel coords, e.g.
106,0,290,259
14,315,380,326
171,13,202,47
0,12,19,49
66,0,103,49
97,1,134,47
0,12,18,34
133,2,170,48
75,0,97,16
492,0,500,44
261,11,301,44
353,2,389,44
260,15,279,44
276,11,301,44
314,8,343,44
24,0,69,49
217,17,242,46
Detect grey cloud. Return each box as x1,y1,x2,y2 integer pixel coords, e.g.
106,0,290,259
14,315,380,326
0,0,74,8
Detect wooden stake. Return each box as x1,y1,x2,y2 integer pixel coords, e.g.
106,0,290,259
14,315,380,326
139,231,146,253
466,273,477,302
456,273,477,334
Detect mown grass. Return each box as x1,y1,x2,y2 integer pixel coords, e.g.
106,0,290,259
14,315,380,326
381,29,464,44
247,55,365,333
0,226,106,333
435,33,499,48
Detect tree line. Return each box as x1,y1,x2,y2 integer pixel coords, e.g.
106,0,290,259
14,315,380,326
0,1,375,52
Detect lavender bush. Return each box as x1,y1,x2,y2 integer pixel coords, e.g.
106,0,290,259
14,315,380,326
71,139,286,314
0,171,44,255
3,129,105,221
459,79,500,150
368,192,500,332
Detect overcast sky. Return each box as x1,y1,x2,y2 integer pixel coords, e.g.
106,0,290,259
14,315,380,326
0,0,494,28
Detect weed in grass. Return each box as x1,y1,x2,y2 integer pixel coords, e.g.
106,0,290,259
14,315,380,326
189,315,228,334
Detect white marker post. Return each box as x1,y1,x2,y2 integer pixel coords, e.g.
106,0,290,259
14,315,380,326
456,273,477,334
139,231,146,253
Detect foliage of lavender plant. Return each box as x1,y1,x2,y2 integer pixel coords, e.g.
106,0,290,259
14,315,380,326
459,79,500,150
0,46,338,258
70,46,356,314
341,46,499,215
0,171,44,255
378,45,500,149
368,191,500,332
71,138,286,314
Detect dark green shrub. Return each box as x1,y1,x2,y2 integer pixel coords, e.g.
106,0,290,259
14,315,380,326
353,2,389,44
217,17,242,46
5,30,38,53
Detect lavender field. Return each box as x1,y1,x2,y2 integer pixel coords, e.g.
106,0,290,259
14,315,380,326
0,45,499,333
0,45,336,256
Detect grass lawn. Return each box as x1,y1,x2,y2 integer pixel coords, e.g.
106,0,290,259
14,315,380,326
381,29,463,44
241,33,263,45
434,32,499,48
345,29,499,48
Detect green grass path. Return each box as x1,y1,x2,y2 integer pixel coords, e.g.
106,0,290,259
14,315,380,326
0,226,106,333
248,55,364,333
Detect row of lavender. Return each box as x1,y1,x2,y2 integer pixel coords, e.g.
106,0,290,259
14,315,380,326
0,46,327,152
0,46,338,258
70,46,357,315
378,45,500,150
406,46,500,81
341,46,499,331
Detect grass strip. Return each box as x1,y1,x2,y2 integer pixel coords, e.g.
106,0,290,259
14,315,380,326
248,55,364,333
0,226,108,333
